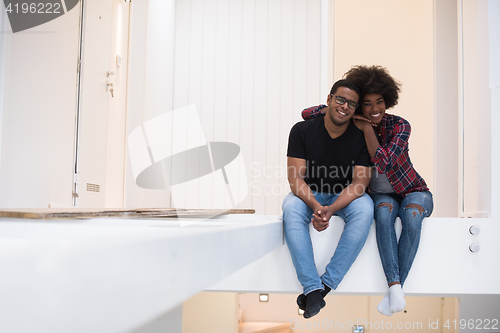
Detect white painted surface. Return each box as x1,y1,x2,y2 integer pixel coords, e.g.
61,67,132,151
0,214,282,333
76,0,113,207
333,0,435,195
124,0,176,208
491,0,500,88
123,0,477,218
209,217,500,295
131,305,183,333
104,0,131,208
0,0,494,219
0,6,80,208
124,0,323,215
433,0,460,217
0,5,8,172
491,88,500,220
489,0,500,220
462,0,491,216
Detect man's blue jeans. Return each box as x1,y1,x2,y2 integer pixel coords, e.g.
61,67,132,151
282,191,374,295
370,191,433,286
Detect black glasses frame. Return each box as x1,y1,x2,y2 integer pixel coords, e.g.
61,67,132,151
331,95,358,110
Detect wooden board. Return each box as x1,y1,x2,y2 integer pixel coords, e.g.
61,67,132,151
0,208,255,220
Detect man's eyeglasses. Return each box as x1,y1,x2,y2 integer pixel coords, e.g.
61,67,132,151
331,95,358,110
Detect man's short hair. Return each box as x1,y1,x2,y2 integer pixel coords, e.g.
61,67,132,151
329,79,361,101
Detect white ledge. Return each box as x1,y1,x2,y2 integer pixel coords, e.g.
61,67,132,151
209,217,500,295
0,214,283,333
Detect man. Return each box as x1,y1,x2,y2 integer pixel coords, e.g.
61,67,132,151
283,79,373,318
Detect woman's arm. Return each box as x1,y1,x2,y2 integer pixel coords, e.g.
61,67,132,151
371,118,411,173
353,116,380,159
301,105,327,120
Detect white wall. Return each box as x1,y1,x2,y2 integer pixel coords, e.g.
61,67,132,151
121,0,494,219
0,0,493,216
462,0,491,216
434,0,460,217
130,305,183,333
0,5,80,208
490,0,500,220
0,4,8,173
333,0,435,199
75,0,115,208
123,0,480,217
173,0,322,215
124,0,176,208
104,0,131,208
124,0,322,214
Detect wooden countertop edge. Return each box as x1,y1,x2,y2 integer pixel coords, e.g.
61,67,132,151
0,208,255,220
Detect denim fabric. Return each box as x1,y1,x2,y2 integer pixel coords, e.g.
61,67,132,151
282,191,373,295
371,191,433,286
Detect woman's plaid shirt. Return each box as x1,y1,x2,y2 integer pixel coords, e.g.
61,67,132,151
301,105,429,196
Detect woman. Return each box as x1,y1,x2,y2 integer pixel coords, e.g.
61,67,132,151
302,65,433,316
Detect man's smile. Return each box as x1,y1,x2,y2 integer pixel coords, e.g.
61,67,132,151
337,109,348,116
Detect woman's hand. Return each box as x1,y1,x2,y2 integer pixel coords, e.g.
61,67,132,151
352,114,375,131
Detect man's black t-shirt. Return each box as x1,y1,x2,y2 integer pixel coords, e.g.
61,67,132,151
287,116,371,194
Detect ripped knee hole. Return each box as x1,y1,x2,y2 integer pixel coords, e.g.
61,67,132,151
377,202,393,213
405,204,425,217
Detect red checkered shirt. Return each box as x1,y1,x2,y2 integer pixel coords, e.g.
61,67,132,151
301,105,429,196
302,104,327,120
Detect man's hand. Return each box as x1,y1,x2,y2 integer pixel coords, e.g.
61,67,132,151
311,206,334,232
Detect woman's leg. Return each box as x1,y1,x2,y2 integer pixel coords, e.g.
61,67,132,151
398,191,434,286
371,193,400,316
372,193,401,285
382,191,433,314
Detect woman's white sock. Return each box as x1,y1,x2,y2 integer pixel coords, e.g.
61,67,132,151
389,284,406,313
377,291,393,317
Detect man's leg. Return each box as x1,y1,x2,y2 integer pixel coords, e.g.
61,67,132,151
321,193,373,289
282,192,325,295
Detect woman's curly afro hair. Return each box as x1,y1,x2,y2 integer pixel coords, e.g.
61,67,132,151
343,65,401,110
